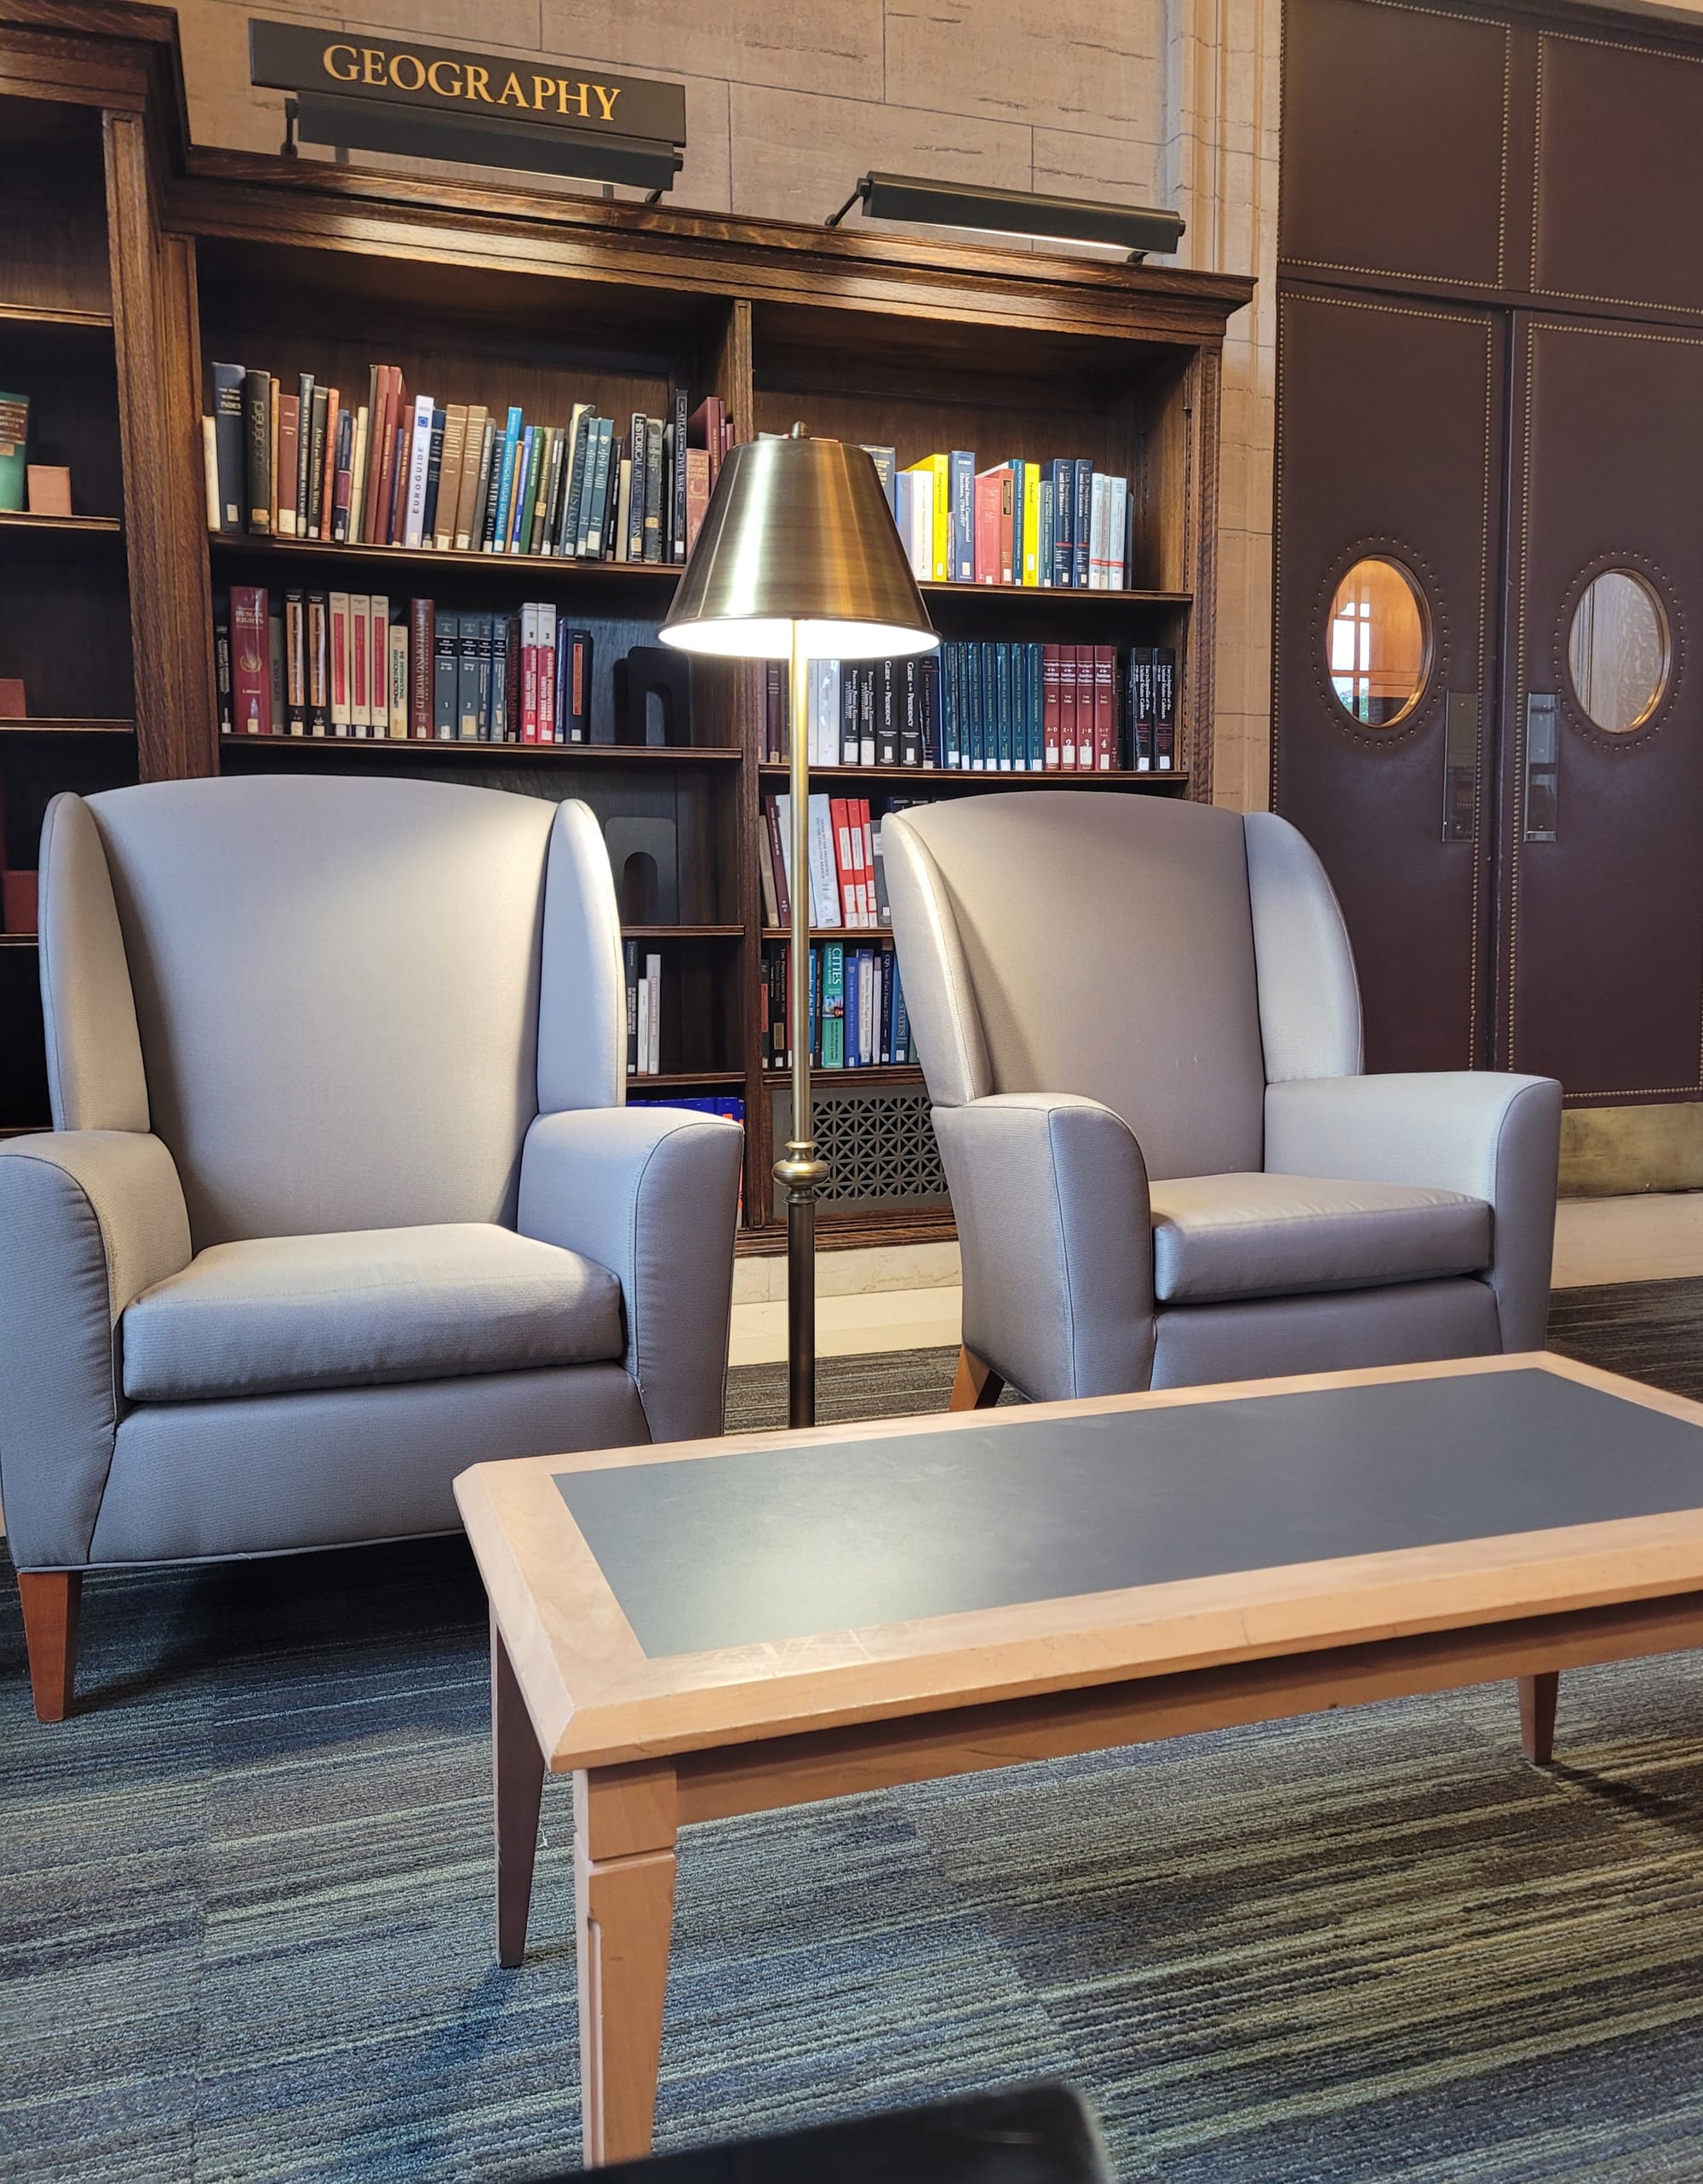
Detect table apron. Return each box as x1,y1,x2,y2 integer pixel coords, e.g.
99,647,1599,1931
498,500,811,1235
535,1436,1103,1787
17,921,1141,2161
670,1588,1703,1826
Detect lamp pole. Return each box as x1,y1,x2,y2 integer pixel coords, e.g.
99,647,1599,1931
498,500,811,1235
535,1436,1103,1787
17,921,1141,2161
774,615,829,1430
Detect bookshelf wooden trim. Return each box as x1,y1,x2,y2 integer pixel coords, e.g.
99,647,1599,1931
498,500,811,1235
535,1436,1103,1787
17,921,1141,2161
217,733,743,766
630,1071,744,1090
0,716,133,733
763,928,895,943
0,300,113,331
0,509,120,534
0,933,39,949
761,1064,922,1089
622,925,742,940
208,534,688,583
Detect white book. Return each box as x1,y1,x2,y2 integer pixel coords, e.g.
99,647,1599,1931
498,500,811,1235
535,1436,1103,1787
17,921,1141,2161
1088,473,1110,590
369,596,389,725
635,975,651,1079
860,805,876,927
807,794,841,929
347,404,370,542
834,803,858,926
202,416,220,532
645,954,662,1075
819,659,841,765
388,622,409,738
1108,477,1128,589
903,470,933,581
329,591,352,737
403,394,435,551
860,950,874,1062
349,593,370,732
614,455,633,563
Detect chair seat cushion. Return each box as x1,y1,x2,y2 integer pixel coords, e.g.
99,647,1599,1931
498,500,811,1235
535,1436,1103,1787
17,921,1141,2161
1149,1172,1491,1304
122,1223,624,1401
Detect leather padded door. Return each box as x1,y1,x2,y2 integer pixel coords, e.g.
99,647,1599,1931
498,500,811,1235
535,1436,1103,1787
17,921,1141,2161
1503,318,1703,1099
1275,289,1503,1073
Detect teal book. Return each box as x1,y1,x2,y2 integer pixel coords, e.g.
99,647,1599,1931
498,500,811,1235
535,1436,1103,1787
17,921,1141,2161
0,393,26,513
490,406,523,553
821,942,845,1069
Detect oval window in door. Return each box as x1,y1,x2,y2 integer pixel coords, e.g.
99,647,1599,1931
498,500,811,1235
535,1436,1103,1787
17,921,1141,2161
1326,556,1431,727
1568,568,1670,734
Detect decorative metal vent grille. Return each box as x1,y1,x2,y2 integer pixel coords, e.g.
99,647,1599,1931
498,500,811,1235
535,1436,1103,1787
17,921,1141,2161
770,1086,948,1210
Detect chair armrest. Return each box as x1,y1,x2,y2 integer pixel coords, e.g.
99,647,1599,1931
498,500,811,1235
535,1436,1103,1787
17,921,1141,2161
518,1106,743,1444
0,1131,191,1568
934,1093,1154,1402
1265,1073,1563,1350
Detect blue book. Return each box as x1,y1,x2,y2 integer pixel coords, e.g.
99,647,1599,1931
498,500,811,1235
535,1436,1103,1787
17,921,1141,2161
1074,460,1093,588
845,949,860,1067
995,642,1012,771
861,444,897,516
490,406,523,554
1049,459,1075,587
892,960,910,1065
1029,642,1045,769
507,426,536,553
949,450,975,583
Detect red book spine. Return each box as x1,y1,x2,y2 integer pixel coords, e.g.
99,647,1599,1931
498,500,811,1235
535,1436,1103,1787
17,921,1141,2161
363,368,393,546
230,585,272,735
1058,646,1077,769
408,599,433,738
857,800,875,926
764,796,791,924
350,607,368,737
1094,645,1115,770
506,615,523,741
1041,643,1062,768
275,396,301,537
830,796,857,926
539,615,557,744
374,374,402,545
972,472,1002,585
520,605,538,743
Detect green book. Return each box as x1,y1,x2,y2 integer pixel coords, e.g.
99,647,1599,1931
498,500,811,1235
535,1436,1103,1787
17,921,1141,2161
0,393,27,513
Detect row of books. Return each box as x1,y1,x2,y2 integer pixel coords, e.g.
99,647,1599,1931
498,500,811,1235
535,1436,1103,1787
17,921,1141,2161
761,644,1178,773
215,587,594,743
863,449,1138,590
760,794,915,933
762,942,915,1070
623,944,664,1076
204,364,736,564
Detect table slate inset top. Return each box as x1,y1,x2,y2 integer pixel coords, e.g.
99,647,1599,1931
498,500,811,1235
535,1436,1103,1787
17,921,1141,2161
554,1369,1703,1661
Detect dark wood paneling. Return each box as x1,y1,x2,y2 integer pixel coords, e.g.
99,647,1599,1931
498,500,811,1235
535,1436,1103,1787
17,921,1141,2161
1282,0,1515,293
1275,289,1502,1073
1502,317,1703,1098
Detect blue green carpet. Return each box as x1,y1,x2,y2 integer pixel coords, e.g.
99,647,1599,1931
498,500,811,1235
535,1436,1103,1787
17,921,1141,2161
6,1295,1703,2181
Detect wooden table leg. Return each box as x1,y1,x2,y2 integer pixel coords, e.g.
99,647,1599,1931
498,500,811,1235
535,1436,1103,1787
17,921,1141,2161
950,1345,1004,1412
493,1608,546,1969
1519,1671,1559,1764
574,1760,679,2168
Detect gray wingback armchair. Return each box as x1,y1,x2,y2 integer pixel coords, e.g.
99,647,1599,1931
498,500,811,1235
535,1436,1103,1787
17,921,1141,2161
884,794,1562,1408
1,775,743,1720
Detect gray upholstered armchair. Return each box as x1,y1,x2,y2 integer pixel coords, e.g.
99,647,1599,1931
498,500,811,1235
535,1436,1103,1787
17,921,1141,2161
885,794,1562,1409
1,775,743,1720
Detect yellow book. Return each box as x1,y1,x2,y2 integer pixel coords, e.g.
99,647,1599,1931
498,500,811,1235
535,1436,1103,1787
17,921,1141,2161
903,452,951,581
1022,460,1041,585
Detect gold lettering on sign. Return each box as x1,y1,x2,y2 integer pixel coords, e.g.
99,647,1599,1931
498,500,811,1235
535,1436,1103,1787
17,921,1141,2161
361,47,387,84
530,75,556,110
593,84,620,120
426,57,461,95
465,63,492,102
497,70,528,106
390,52,426,90
322,42,359,82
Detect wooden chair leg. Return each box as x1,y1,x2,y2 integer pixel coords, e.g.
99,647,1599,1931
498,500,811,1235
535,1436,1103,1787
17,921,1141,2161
19,1570,81,1723
949,1345,1005,1412
1519,1671,1559,1764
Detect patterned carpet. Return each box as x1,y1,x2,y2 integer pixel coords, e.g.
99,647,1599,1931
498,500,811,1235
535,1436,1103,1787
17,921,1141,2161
5,1281,1703,2181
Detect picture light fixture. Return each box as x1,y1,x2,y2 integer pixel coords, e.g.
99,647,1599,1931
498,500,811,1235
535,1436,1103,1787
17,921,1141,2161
824,172,1185,261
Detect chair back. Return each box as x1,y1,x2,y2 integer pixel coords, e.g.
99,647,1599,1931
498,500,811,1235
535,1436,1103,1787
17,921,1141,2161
886,793,1268,1180
41,775,622,1247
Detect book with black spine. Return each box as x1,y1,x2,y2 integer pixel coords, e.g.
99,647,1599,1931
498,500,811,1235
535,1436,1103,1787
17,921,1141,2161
241,367,272,533
643,416,665,562
490,613,509,741
212,589,232,731
433,610,460,739
284,589,307,734
876,657,899,765
420,406,447,549
295,372,314,534
626,412,647,562
671,383,689,561
307,384,330,536
209,363,245,533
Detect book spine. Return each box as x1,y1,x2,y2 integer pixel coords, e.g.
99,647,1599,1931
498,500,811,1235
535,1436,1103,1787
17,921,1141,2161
457,614,481,739
877,656,899,768
313,386,334,540
949,450,975,583
900,657,922,769
475,613,495,740
536,427,565,557
1074,460,1093,589
807,794,840,928
1022,461,1041,585
1155,645,1177,769
1050,458,1073,588
370,596,389,731
408,598,436,742
349,591,369,733
671,383,689,562
331,407,355,542
267,376,280,532
643,415,664,563
306,593,329,732
402,395,434,550
284,589,307,733
358,366,385,542
328,591,351,735
241,370,272,534
510,427,537,555
857,663,874,766
490,406,523,552
371,370,400,545
473,420,498,551
433,610,459,738
567,629,592,742
209,364,244,532
1042,642,1061,768
1094,643,1115,768
434,405,466,551
1000,465,1016,585
972,469,1002,585
626,412,647,564
421,406,448,549
273,392,299,536
536,604,556,744
520,601,538,743
389,620,410,738
831,796,857,926
452,404,485,551
1038,474,1053,588
230,584,271,734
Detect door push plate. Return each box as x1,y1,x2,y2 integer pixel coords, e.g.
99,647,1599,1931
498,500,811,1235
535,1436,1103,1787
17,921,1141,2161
1524,693,1558,841
1442,692,1478,843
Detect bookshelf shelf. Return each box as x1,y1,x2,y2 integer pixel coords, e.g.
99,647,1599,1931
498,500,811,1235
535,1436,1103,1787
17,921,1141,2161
623,924,742,939
0,511,122,542
763,927,895,943
919,582,1192,607
631,1070,745,1089
208,533,685,585
0,717,134,735
0,933,38,949
757,763,1191,790
218,732,743,766
762,1064,923,1089
0,301,112,333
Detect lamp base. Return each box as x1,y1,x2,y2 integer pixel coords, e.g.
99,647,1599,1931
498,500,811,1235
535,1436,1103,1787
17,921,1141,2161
775,1140,830,1430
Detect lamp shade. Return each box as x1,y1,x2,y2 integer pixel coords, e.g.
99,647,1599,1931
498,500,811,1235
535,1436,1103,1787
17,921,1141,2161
658,431,937,661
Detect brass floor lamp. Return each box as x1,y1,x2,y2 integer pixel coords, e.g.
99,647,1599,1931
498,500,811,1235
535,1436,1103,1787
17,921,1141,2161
661,427,938,1428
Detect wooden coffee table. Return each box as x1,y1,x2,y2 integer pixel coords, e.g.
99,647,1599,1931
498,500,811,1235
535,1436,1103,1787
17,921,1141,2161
455,1353,1703,2168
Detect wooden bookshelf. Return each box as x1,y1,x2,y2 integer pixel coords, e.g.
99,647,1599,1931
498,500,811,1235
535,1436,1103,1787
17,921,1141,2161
0,3,1253,1250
